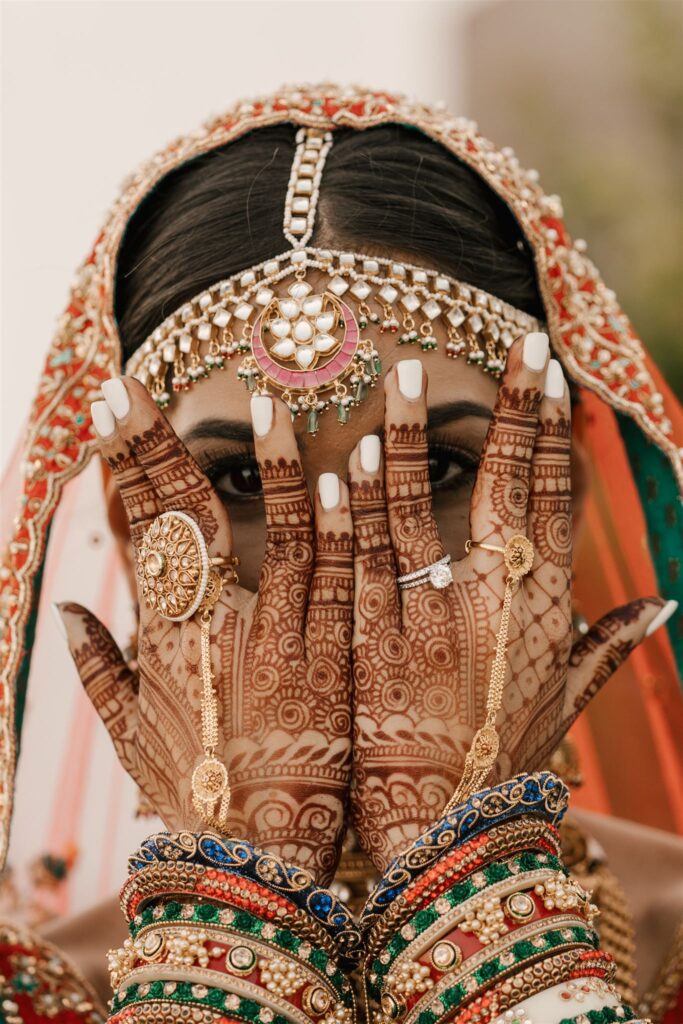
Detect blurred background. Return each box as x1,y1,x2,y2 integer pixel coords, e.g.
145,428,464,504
1,0,681,922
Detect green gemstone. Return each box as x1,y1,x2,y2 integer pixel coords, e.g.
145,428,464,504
373,355,382,374
337,404,350,424
307,409,319,434
246,376,256,392
354,380,368,403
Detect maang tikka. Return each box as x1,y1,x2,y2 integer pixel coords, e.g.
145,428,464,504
127,127,541,432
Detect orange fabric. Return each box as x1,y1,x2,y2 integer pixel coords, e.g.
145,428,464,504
570,384,683,833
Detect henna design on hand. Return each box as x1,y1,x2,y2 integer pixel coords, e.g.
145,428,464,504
128,420,221,546
351,467,491,870
75,390,354,885
385,422,444,573
350,354,648,873
104,449,160,546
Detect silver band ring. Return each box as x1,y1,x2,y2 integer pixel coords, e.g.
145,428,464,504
397,554,453,591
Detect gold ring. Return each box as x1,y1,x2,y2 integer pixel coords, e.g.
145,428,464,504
465,534,534,580
136,511,237,621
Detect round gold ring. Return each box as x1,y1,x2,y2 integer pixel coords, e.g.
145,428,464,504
136,511,235,621
465,534,534,580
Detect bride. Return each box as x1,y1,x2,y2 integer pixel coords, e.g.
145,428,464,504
0,85,680,1022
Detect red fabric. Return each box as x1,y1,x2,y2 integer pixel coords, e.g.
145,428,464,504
0,929,105,1022
662,982,683,1024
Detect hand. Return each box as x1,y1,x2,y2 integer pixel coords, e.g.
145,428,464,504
348,337,667,872
59,379,353,884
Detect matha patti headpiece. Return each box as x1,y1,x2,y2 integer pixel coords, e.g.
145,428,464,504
1,85,681,872
126,127,541,432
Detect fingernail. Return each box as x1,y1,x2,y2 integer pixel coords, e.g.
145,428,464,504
91,400,116,439
645,599,678,637
102,378,131,420
523,332,549,372
360,435,381,474
544,359,565,399
319,473,340,510
251,395,273,437
50,602,68,641
397,359,423,400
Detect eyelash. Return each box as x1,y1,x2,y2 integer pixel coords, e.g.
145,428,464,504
427,442,479,493
200,441,479,502
199,449,264,502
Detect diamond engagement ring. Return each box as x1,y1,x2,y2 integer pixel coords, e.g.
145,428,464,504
397,554,453,591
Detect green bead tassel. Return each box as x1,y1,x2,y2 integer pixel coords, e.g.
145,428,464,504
354,380,368,403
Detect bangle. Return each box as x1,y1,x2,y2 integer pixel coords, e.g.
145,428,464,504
361,772,568,933
112,832,361,1024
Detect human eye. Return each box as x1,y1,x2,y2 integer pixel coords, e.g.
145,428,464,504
200,450,263,501
427,441,479,492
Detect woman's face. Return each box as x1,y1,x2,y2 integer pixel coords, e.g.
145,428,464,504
161,312,499,591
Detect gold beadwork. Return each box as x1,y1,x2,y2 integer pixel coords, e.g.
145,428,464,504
126,248,540,421
135,510,233,831
504,891,535,922
430,941,462,971
447,535,535,807
136,511,210,621
365,818,561,956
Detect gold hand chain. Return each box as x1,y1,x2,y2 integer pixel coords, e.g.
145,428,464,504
445,534,534,810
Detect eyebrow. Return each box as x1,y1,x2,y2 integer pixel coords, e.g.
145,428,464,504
427,400,492,431
182,400,492,447
183,418,254,446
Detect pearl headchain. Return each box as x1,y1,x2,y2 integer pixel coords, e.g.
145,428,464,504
126,245,541,432
127,126,540,430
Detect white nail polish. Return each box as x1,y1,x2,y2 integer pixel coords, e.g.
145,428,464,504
91,400,116,439
319,473,340,510
397,359,423,400
360,435,381,474
102,378,131,419
251,395,273,437
50,602,68,640
544,359,565,399
645,599,678,637
522,332,549,372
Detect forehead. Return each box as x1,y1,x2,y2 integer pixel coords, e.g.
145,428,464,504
165,327,500,456
142,254,519,455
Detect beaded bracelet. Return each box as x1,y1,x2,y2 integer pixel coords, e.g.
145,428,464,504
457,953,618,1024
126,832,362,965
357,774,647,1024
127,900,348,1001
557,1007,639,1024
366,820,563,957
361,772,568,928
111,833,360,1024
359,774,605,1024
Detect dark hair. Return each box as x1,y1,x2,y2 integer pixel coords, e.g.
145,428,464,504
115,124,544,361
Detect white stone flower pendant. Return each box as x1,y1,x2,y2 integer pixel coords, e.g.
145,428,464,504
263,281,343,371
